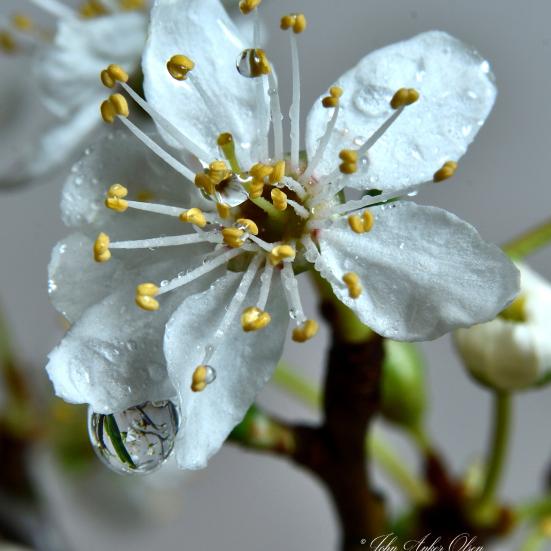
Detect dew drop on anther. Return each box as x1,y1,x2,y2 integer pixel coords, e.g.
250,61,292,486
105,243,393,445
88,400,179,475
204,365,217,385
236,48,268,78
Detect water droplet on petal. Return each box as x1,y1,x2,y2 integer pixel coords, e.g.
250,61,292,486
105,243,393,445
160,280,169,288
289,308,298,320
204,365,217,385
88,401,179,475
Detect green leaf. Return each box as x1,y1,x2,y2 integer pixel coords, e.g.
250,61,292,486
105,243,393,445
104,414,136,469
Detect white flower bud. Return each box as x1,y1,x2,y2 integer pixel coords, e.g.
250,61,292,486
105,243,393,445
454,264,551,391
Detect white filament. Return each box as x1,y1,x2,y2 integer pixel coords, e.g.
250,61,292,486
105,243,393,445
318,106,406,187
267,72,284,160
157,248,243,296
119,82,210,162
214,254,263,340
287,199,310,219
256,261,274,311
281,176,307,200
117,116,195,182
301,104,340,183
110,231,221,250
289,33,301,170
280,262,306,325
28,0,75,19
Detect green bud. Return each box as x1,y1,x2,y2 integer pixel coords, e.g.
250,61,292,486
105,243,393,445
381,340,427,431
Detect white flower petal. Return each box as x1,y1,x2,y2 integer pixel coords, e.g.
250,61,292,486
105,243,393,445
61,129,207,238
46,257,219,413
305,31,497,194
316,202,519,341
48,233,124,323
164,270,288,470
143,0,260,166
36,12,147,118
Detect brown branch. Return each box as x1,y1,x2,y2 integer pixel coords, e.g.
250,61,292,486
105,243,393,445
231,298,386,550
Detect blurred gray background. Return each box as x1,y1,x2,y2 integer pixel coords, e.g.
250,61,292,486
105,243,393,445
1,0,551,549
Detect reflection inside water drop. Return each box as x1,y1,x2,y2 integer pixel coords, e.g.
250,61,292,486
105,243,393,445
88,400,179,475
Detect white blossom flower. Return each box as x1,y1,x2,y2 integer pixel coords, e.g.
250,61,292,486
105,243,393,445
0,0,148,188
46,0,519,469
455,264,551,391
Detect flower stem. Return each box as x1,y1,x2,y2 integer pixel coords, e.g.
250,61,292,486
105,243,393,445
475,391,512,518
503,217,551,259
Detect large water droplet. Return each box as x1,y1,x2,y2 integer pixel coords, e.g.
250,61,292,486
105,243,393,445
236,49,268,78
88,401,179,475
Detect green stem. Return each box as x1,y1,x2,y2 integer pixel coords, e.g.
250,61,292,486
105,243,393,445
272,362,432,505
0,302,14,365
517,496,551,522
477,391,513,510
502,217,551,259
518,526,547,551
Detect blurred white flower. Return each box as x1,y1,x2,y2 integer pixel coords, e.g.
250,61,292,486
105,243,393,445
46,0,518,470
0,0,148,188
455,263,551,391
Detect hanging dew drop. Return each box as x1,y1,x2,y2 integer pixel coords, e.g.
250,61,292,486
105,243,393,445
87,401,179,475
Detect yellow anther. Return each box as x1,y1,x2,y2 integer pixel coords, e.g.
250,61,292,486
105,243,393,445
119,0,146,10
195,172,216,195
12,14,33,31
135,283,160,311
191,365,210,392
269,160,286,184
100,94,129,123
107,183,128,198
250,163,273,179
347,210,374,234
280,13,307,33
217,132,241,173
339,149,358,163
362,210,374,232
208,160,230,184
239,0,261,15
93,233,111,263
342,272,362,299
105,196,128,212
241,306,271,332
280,15,294,30
222,227,245,248
0,32,16,53
249,179,264,199
292,319,319,343
293,14,307,33
433,160,458,183
271,188,288,211
390,88,420,110
339,149,358,174
100,64,129,88
322,85,343,108
80,0,108,18
216,202,231,219
269,244,296,266
180,207,207,228
348,214,364,234
166,54,195,81
242,48,271,77
236,218,259,236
